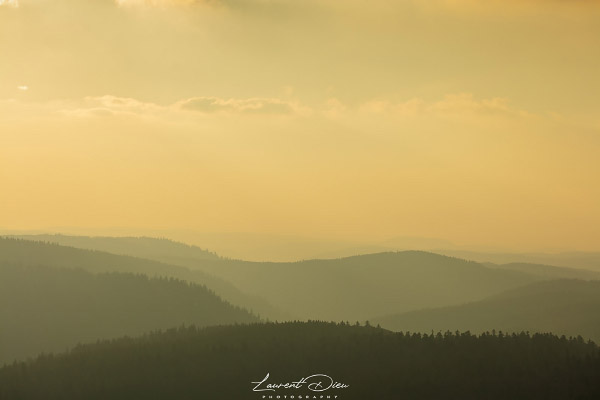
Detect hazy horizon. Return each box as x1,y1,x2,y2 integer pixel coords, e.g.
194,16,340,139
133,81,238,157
3,229,600,262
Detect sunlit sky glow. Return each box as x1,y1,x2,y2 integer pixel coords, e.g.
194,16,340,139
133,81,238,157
1,0,599,252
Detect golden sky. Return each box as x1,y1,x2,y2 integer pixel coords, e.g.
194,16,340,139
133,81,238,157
1,0,599,252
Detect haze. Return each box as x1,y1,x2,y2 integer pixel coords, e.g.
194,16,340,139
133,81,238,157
1,0,599,256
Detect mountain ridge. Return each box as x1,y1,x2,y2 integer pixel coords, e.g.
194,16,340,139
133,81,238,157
373,279,600,342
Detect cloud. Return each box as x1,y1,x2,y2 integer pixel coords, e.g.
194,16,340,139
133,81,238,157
359,98,425,117
430,93,513,115
57,96,161,117
62,107,117,118
4,93,533,124
0,0,18,7
114,0,204,7
322,98,347,118
88,95,163,113
47,95,310,120
177,96,301,115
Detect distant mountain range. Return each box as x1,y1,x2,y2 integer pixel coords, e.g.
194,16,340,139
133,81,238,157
311,247,600,273
6,234,220,262
3,235,600,365
373,279,600,342
485,262,600,280
435,250,600,273
179,251,543,321
4,236,599,323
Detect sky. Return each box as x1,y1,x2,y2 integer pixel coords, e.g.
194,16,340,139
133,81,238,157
1,0,599,253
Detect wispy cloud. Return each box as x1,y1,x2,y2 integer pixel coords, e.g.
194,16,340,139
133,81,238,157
58,96,165,119
177,96,302,115
114,0,204,7
54,95,309,119
8,93,535,122
0,0,18,8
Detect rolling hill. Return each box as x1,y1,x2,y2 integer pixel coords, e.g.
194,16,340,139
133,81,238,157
6,234,220,263
0,263,258,365
373,279,600,342
7,237,596,323
172,251,542,321
435,250,600,273
486,262,600,280
0,237,286,320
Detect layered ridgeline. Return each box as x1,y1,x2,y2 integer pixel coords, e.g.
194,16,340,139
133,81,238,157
6,234,219,264
0,238,285,320
0,264,258,365
485,262,600,280
6,236,599,322
373,280,600,342
1,322,599,400
147,251,566,321
435,250,600,273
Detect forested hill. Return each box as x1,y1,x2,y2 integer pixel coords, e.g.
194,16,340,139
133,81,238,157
6,234,219,262
1,322,599,400
0,237,217,275
0,237,285,321
373,279,600,342
0,264,258,365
